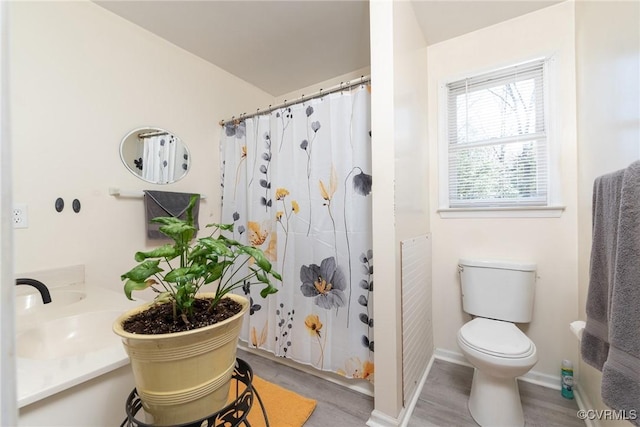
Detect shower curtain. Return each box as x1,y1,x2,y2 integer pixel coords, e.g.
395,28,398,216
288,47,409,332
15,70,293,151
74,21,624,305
141,133,185,184
220,85,374,381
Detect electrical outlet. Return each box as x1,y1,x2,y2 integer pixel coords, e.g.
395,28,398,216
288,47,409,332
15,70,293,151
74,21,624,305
13,203,28,229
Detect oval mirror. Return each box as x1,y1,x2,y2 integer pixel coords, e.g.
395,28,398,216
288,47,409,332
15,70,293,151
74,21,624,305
119,127,190,184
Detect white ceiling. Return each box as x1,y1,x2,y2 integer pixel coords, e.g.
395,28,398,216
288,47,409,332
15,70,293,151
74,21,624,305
94,0,561,97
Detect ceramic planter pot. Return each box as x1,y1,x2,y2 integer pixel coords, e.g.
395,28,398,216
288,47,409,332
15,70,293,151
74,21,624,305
113,293,248,426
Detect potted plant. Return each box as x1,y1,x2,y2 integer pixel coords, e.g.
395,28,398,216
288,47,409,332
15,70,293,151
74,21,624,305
113,195,280,426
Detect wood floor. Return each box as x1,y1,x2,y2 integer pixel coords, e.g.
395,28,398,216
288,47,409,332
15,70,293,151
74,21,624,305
237,349,374,426
408,359,586,427
238,350,585,427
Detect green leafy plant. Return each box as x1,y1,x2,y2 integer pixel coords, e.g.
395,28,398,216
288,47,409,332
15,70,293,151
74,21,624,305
120,195,280,324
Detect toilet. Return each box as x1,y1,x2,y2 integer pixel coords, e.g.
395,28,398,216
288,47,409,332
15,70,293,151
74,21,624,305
457,259,538,427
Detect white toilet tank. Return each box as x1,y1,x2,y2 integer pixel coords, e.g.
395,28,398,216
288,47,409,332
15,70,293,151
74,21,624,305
459,259,536,323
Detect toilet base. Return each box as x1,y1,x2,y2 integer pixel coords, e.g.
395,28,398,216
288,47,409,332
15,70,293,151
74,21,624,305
468,368,524,427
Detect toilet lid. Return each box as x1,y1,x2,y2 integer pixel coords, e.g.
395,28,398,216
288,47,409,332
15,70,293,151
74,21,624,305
459,318,534,358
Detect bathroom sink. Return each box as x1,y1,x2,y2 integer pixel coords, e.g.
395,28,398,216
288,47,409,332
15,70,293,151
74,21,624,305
15,290,87,316
16,311,123,360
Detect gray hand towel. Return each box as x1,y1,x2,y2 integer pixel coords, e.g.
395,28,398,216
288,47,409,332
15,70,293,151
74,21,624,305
601,160,640,424
143,190,200,239
581,168,625,370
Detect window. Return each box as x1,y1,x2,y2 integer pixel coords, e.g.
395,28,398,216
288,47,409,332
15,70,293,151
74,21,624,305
444,59,551,210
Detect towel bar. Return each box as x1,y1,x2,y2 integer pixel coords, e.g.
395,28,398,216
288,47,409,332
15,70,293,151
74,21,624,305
109,188,207,200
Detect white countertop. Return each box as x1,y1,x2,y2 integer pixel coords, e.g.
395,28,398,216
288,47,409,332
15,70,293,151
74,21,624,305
16,285,142,408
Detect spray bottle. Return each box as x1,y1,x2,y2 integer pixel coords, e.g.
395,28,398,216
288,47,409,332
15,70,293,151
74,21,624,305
561,359,574,399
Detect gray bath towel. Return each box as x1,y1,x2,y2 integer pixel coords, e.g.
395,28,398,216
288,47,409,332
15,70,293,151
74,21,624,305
581,168,625,370
601,160,640,423
143,190,200,239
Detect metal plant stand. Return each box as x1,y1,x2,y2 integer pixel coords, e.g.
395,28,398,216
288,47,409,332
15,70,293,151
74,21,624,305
120,358,269,427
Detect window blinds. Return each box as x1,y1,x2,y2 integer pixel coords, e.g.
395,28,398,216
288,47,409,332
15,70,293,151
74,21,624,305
447,59,547,208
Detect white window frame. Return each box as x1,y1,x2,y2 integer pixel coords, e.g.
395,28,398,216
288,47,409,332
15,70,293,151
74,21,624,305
437,56,565,218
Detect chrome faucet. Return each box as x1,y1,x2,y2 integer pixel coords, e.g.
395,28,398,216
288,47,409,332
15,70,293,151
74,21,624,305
16,278,52,304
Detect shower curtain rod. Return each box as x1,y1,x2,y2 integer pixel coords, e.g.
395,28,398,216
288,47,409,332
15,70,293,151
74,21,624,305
219,75,371,127
137,131,168,139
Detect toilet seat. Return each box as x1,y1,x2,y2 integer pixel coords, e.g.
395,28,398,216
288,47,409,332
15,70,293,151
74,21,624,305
459,318,534,359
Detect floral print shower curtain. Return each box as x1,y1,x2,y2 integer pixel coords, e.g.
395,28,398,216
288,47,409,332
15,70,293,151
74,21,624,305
220,85,374,382
140,133,188,184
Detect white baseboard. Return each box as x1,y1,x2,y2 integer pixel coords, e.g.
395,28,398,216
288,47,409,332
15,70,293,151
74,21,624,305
365,354,436,427
433,347,474,367
399,354,435,427
574,384,600,427
367,409,402,427
433,348,562,390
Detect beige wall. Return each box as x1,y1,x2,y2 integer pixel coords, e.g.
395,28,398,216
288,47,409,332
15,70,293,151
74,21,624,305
368,0,429,423
393,0,430,412
393,2,429,252
274,67,370,106
427,1,578,378
9,0,272,292
575,0,640,421
1,0,17,423
370,0,400,420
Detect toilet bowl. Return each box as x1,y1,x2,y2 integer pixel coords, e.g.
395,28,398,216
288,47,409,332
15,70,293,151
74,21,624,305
457,318,537,427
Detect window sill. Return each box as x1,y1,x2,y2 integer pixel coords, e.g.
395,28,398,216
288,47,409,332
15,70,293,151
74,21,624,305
437,206,566,219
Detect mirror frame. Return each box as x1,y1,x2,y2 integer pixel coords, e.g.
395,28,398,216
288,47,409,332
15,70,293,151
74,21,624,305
119,127,190,184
